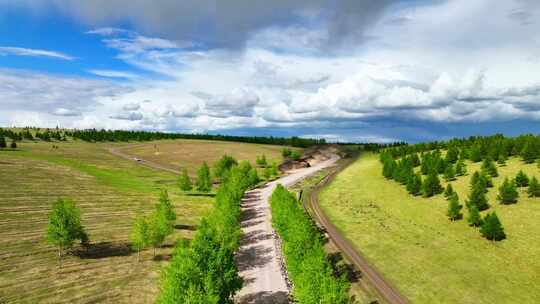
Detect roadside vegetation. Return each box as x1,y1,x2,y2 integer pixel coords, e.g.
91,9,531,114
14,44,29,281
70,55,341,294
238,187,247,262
319,134,540,303
271,185,350,303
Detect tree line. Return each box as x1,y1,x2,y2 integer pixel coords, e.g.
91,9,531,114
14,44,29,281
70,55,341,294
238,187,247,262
157,159,260,303
270,185,350,303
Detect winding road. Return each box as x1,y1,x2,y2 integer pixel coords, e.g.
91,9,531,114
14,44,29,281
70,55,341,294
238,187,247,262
107,145,408,304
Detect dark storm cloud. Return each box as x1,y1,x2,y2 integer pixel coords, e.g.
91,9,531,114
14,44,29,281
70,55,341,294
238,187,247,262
11,0,400,49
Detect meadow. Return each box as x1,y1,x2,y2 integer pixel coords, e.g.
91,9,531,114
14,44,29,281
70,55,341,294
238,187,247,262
113,139,293,176
0,140,218,303
319,152,540,304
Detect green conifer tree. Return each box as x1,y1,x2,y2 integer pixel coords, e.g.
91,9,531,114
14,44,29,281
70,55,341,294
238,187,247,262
444,183,454,199
447,192,463,221
480,212,506,241
521,142,538,164
406,173,422,196
444,165,456,181
497,178,519,204
467,180,489,211
527,176,540,197
481,158,498,177
422,171,443,197
467,204,482,227
515,170,529,187
0,136,6,148
455,159,467,176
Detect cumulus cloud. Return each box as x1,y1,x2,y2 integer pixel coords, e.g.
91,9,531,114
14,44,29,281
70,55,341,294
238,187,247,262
110,112,143,121
0,46,74,60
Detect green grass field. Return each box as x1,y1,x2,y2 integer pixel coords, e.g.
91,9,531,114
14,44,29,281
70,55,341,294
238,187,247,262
113,139,296,176
0,141,216,303
319,153,540,304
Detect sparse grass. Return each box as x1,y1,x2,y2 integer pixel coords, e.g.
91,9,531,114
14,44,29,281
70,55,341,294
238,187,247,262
319,153,540,304
0,141,214,303
114,139,297,176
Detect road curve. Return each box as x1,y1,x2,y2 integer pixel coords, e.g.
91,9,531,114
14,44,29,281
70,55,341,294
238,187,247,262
306,160,409,304
108,146,181,175
235,156,340,304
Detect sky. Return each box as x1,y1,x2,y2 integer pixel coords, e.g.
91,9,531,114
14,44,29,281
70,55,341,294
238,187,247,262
0,0,539,143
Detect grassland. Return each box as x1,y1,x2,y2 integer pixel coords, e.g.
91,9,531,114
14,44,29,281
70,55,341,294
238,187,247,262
113,139,295,176
0,141,215,303
319,153,540,304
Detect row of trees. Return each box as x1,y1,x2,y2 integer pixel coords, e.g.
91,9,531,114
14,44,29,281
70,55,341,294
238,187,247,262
383,134,540,165
270,185,350,303
157,160,260,303
130,191,177,259
178,156,262,193
0,127,65,142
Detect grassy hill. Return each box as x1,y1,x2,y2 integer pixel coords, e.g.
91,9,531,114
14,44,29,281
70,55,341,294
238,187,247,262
319,152,540,303
0,138,289,303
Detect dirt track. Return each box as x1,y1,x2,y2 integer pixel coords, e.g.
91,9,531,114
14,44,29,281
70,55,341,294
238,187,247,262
108,146,181,175
235,156,340,304
305,159,409,304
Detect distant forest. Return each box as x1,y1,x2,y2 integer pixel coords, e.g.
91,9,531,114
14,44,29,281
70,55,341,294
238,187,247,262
0,127,329,147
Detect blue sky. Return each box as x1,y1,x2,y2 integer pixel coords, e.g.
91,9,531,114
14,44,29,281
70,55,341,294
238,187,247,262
0,0,539,143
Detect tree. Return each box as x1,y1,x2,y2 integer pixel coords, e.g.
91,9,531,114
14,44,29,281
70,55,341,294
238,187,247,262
10,139,16,149
46,198,88,258
444,165,456,181
467,204,482,227
521,142,537,164
0,136,6,148
447,192,463,221
528,176,540,197
196,162,212,192
467,180,489,211
497,156,507,166
290,150,301,161
481,158,498,177
515,170,529,187
455,159,467,176
446,146,459,163
213,155,238,180
422,171,443,197
497,178,518,205
130,216,149,261
178,168,192,191
281,148,292,158
406,173,422,196
480,212,506,241
148,209,171,256
469,146,482,162
157,190,176,222
444,183,454,199
256,154,267,167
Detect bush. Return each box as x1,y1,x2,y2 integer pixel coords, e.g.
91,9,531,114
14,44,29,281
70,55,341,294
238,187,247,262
282,148,292,158
290,150,301,161
256,154,267,167
0,136,6,148
178,168,192,191
214,155,238,179
480,212,506,241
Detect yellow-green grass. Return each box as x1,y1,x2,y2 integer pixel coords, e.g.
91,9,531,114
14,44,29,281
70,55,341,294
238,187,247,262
0,141,214,303
319,153,540,304
114,139,298,176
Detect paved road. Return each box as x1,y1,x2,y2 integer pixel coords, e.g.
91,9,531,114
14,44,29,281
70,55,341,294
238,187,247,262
306,161,409,304
235,156,339,304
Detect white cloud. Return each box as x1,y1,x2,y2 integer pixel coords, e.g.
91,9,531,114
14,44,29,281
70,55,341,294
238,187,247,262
122,102,141,111
0,46,74,60
110,112,143,121
88,69,139,79
52,108,81,116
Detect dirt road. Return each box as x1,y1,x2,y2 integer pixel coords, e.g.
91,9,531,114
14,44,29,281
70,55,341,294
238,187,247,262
235,156,340,304
306,161,409,304
108,146,181,175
